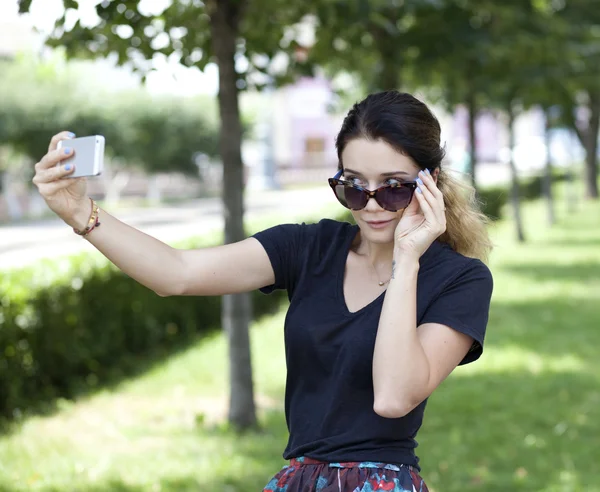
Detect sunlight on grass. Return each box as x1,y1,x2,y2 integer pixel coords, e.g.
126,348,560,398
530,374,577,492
1,193,599,491
456,345,587,375
0,307,290,491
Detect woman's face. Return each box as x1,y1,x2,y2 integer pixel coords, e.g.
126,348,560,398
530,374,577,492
340,138,421,245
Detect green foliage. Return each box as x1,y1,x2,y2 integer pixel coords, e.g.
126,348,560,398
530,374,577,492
101,92,220,174
16,0,310,92
302,0,409,91
519,170,569,201
478,170,570,220
478,186,509,221
0,236,281,420
0,57,219,176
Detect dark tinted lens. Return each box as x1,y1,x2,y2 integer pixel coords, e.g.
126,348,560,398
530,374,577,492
332,184,349,208
376,186,413,211
334,183,368,210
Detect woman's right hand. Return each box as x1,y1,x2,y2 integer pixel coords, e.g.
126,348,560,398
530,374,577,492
32,131,91,229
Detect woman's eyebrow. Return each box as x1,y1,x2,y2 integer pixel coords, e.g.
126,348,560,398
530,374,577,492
381,171,411,177
344,168,411,177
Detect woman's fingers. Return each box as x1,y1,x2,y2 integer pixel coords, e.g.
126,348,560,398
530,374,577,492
48,131,75,153
423,170,445,203
35,146,75,174
414,185,437,224
33,160,75,186
420,170,444,199
416,170,446,230
37,177,79,197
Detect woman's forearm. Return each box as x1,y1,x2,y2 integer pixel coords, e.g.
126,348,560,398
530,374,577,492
69,204,186,297
372,252,430,418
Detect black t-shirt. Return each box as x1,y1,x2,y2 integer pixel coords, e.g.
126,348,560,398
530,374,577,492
253,219,493,470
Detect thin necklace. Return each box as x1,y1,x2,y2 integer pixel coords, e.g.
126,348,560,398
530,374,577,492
371,262,391,286
357,234,390,286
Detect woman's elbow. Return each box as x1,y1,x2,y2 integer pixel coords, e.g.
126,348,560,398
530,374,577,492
373,397,418,419
154,281,185,297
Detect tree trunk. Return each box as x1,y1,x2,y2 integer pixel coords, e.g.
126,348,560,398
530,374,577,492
103,164,130,208
208,0,257,430
543,107,556,226
1,171,24,221
583,90,599,199
371,23,401,92
466,91,478,190
565,130,579,214
377,61,400,92
507,104,525,243
146,174,163,205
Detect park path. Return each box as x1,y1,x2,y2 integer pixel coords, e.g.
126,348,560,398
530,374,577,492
0,186,335,271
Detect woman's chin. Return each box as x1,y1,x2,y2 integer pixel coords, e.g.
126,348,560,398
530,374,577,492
358,225,396,245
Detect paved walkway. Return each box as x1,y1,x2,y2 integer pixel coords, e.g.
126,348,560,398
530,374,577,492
0,186,336,271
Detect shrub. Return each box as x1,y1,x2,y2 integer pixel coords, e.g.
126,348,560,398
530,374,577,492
477,170,569,221
478,187,509,221
0,211,350,420
520,170,569,201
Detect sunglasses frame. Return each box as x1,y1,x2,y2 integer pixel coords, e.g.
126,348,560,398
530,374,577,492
328,169,418,212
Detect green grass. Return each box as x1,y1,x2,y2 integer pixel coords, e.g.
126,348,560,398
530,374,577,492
1,194,599,491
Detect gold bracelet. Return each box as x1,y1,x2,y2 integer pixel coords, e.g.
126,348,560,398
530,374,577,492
73,198,101,237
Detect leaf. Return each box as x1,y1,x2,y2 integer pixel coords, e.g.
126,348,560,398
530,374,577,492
17,0,33,14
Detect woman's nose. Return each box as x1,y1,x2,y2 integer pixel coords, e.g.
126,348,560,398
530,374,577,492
364,193,384,212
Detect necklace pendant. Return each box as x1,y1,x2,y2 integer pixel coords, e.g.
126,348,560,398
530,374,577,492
379,281,384,286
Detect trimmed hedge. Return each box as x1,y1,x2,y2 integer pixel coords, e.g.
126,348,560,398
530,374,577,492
0,210,346,420
478,187,509,221
478,170,569,221
520,170,569,201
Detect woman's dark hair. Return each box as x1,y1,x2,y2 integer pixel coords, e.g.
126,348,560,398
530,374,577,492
335,91,445,171
335,90,493,262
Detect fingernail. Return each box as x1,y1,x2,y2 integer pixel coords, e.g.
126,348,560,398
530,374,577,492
416,178,423,186
416,187,422,194
65,164,72,171
68,132,75,138
425,169,431,175
64,147,71,154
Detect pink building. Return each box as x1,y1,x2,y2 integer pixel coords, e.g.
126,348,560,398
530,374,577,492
272,76,340,171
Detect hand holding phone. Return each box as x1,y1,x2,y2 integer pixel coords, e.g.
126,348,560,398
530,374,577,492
57,135,105,178
33,131,100,229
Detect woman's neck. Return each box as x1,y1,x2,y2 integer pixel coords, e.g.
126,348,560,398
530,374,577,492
353,232,395,269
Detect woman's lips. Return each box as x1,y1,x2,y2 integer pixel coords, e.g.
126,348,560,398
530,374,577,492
365,219,394,229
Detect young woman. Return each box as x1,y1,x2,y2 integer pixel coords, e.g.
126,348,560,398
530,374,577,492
33,91,493,492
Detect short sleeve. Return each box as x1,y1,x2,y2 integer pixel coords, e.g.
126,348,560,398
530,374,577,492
252,223,308,295
420,260,493,365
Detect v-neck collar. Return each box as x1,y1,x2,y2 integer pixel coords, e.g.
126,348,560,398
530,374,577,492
335,223,443,316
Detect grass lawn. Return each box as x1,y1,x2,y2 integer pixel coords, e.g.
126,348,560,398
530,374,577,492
1,192,599,491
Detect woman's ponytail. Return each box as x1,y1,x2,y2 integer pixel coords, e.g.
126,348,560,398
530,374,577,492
437,168,493,262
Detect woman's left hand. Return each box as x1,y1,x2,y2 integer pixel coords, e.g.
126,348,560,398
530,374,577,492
394,169,446,259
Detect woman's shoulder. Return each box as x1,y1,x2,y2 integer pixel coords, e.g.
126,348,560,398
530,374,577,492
278,217,355,238
425,240,493,286
314,217,356,234
301,218,357,250
254,218,355,250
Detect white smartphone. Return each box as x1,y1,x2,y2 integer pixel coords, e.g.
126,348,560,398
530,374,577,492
57,135,105,178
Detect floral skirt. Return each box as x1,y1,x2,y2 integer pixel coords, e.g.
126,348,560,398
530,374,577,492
263,456,429,492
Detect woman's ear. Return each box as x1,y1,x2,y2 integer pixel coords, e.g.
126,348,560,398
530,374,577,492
431,168,440,184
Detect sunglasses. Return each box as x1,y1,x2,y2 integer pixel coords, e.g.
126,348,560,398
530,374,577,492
328,170,418,212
